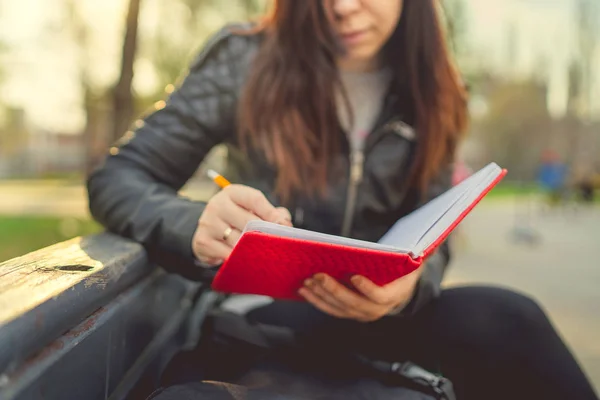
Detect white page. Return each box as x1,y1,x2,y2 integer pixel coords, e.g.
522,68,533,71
242,162,502,257
377,163,501,254
242,221,411,253
412,164,502,255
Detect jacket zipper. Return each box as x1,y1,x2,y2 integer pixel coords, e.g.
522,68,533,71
340,148,364,236
339,119,416,237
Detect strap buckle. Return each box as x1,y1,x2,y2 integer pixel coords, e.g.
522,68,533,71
354,355,455,400
390,361,455,400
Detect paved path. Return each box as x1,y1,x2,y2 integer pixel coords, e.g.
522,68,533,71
0,180,215,217
444,200,600,392
1,181,599,391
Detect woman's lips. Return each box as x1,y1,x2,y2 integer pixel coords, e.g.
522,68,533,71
340,29,369,45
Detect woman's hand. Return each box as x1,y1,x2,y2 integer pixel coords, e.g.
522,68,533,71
192,184,292,265
298,268,423,322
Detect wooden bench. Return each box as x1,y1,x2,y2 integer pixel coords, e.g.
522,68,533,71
0,233,216,400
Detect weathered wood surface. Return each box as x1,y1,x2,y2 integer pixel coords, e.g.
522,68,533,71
0,233,154,375
0,271,199,400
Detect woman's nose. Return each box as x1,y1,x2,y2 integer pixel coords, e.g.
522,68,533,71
332,0,362,17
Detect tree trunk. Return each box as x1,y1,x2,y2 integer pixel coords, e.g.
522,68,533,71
111,0,143,143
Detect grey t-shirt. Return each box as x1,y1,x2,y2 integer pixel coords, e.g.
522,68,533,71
336,68,393,152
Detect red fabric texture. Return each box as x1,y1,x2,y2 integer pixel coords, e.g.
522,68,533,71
211,232,421,300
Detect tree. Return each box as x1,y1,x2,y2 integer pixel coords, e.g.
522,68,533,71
473,78,554,181
140,0,268,102
111,0,143,144
574,0,599,120
61,0,112,175
561,0,600,173
441,0,469,62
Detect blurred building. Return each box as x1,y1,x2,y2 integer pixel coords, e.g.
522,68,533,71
0,107,85,178
0,107,29,178
26,130,85,177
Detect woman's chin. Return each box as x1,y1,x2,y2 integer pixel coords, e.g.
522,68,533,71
337,51,381,72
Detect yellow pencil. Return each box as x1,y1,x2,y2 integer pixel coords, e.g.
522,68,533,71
207,169,231,188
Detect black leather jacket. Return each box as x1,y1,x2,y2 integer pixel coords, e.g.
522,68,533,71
87,24,454,316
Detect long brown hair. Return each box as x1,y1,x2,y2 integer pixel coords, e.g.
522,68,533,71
238,0,468,203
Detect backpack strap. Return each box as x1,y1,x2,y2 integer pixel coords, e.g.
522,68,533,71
353,355,456,400
206,309,456,400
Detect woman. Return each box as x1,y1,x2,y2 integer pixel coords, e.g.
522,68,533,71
87,1,598,399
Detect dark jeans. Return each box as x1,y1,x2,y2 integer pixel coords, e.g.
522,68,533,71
240,286,598,400
158,286,597,400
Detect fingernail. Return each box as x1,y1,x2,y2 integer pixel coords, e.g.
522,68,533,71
351,276,362,285
315,274,326,283
304,279,314,287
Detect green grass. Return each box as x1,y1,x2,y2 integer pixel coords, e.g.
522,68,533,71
487,182,600,204
0,215,102,263
485,182,541,198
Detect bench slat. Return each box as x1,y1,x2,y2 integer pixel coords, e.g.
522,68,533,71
0,233,153,375
0,271,197,400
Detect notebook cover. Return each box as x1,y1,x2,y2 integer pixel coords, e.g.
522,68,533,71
211,168,507,301
422,168,507,258
211,232,422,301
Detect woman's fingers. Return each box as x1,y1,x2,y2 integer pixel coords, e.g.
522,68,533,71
304,278,349,314
218,196,261,232
194,205,238,261
315,274,379,315
192,227,233,261
298,288,347,319
275,207,293,226
204,216,242,246
225,185,286,223
192,184,292,265
351,276,394,305
302,274,383,321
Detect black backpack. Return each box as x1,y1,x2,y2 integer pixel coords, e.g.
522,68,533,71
151,307,456,400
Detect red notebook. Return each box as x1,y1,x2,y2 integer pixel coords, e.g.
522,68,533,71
211,162,507,300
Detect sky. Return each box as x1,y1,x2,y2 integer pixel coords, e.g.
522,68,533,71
0,0,598,134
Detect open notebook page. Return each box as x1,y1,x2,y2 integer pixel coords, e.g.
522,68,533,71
243,162,502,257
243,220,412,254
412,163,503,255
377,162,502,255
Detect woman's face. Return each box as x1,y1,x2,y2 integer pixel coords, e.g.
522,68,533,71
330,0,404,72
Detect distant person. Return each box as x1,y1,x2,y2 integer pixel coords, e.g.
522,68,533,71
577,173,595,204
87,1,598,399
537,151,568,206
